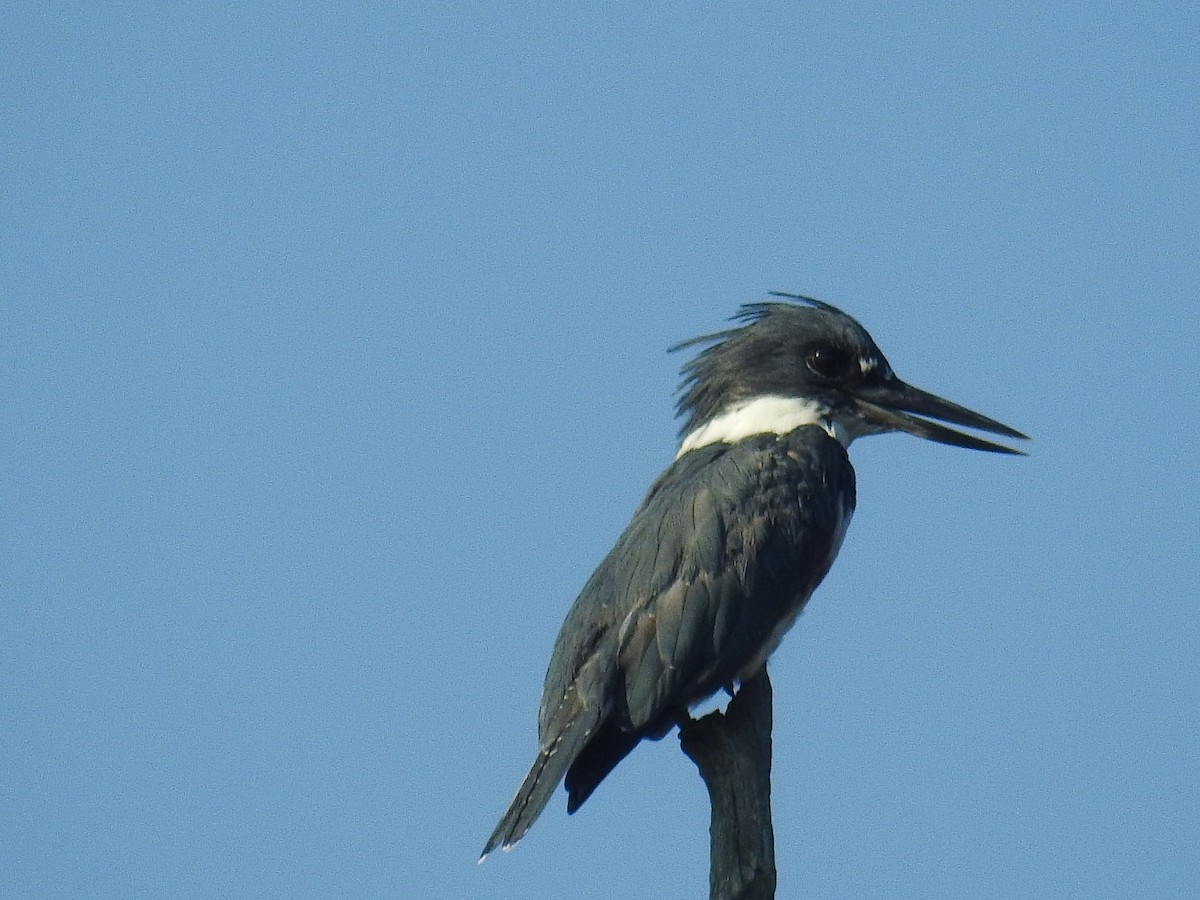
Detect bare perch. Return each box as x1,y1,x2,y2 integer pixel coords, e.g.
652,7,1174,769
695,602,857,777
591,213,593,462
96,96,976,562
679,668,777,900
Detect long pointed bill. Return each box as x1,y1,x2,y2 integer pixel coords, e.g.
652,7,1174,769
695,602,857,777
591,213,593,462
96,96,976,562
854,381,1029,455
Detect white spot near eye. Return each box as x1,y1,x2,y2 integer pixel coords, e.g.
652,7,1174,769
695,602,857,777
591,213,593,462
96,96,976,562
859,357,878,375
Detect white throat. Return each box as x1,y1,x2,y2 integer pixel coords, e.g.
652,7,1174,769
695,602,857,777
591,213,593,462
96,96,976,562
676,395,847,458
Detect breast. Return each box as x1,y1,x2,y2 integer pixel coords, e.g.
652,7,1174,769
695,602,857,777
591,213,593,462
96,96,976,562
735,482,855,681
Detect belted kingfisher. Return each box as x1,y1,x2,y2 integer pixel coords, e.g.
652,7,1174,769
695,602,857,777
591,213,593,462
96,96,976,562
481,294,1026,859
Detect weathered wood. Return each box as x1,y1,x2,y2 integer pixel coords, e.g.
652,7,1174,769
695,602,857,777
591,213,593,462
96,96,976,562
679,669,777,900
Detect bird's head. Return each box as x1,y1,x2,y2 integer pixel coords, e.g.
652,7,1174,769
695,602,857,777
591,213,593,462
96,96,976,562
673,293,1028,457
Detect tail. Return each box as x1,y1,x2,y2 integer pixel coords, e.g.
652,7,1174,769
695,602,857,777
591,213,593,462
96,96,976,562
479,703,603,861
563,720,641,813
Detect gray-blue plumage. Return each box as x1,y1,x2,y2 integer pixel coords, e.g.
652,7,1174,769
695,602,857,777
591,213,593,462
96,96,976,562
481,296,1026,859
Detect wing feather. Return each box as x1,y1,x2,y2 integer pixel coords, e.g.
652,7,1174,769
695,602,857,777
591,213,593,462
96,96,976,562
485,429,856,850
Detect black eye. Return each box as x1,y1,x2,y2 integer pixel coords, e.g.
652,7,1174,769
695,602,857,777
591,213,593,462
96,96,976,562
805,345,854,379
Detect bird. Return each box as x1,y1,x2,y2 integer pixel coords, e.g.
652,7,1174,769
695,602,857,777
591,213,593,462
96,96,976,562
480,293,1027,860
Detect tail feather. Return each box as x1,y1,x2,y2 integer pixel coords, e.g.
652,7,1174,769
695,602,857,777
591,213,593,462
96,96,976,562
479,704,602,860
564,721,641,813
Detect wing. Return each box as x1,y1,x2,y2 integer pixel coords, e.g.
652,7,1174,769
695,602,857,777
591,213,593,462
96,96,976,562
483,427,855,855
552,428,854,807
604,428,855,733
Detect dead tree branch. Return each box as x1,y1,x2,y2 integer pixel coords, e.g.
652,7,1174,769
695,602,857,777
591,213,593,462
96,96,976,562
679,668,777,900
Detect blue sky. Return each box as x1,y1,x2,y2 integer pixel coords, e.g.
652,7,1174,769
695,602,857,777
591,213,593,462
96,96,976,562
3,4,1197,898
